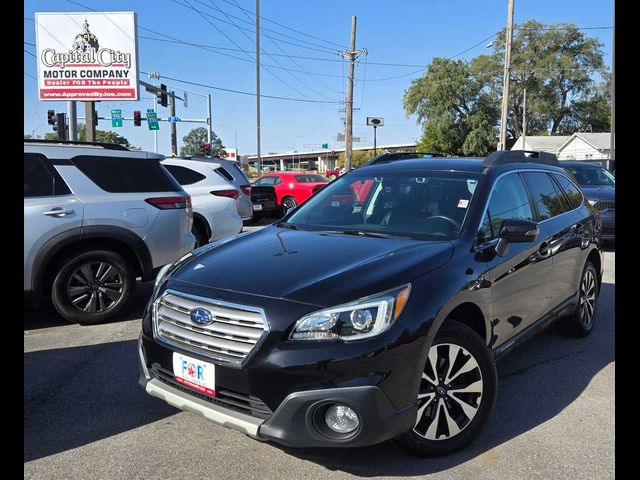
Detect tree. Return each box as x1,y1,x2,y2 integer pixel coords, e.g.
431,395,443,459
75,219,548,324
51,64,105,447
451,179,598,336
403,58,499,156
180,127,223,157
480,20,608,137
403,21,610,155
76,123,135,148
24,134,32,139
337,149,376,168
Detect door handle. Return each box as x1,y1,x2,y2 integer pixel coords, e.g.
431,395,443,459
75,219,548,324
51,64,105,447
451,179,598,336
43,208,74,217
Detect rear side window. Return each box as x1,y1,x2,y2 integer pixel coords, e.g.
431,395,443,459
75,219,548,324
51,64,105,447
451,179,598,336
216,167,235,183
295,174,328,183
478,173,534,243
552,173,584,209
164,165,206,185
521,172,570,221
71,156,181,193
228,163,250,184
24,153,71,197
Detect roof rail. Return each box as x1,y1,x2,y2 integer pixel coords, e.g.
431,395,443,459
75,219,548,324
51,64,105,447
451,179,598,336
24,138,130,151
482,150,559,167
364,151,445,166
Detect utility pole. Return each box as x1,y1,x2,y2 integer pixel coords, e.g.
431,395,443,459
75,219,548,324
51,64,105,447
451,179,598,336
67,101,78,141
207,94,213,144
610,0,615,167
170,91,177,156
522,87,527,149
256,0,261,174
498,0,515,151
85,102,96,142
339,16,367,173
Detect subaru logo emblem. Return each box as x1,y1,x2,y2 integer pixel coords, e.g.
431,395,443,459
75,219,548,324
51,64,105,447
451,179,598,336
190,308,214,326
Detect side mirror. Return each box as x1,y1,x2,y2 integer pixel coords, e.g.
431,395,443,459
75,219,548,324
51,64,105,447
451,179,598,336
495,219,539,256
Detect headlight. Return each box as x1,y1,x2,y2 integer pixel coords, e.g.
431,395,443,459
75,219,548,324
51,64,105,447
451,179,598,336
290,284,411,341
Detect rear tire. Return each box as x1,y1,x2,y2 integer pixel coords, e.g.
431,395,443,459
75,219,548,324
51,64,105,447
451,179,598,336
557,260,598,338
51,249,135,325
394,321,497,457
192,223,209,249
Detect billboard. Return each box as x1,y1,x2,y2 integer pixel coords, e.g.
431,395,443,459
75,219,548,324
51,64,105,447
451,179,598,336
35,12,139,101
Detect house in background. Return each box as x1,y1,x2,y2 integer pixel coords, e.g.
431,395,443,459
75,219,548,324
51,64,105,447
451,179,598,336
511,132,614,172
511,135,571,153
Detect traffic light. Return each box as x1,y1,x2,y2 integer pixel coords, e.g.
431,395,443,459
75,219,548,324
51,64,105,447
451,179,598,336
53,113,66,140
133,110,141,126
158,84,168,107
204,143,211,156
47,110,55,125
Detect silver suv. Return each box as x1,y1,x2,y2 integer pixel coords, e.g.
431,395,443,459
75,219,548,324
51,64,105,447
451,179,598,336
24,140,195,325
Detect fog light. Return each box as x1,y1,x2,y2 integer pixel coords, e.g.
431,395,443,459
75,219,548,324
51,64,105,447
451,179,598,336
325,404,360,434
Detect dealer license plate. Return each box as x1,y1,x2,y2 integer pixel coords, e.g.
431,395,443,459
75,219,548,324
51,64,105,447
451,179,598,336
172,352,216,397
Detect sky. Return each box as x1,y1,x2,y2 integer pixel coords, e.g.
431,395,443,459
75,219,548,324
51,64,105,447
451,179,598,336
23,0,613,157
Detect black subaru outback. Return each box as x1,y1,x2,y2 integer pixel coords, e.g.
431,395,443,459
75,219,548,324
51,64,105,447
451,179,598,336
138,150,602,457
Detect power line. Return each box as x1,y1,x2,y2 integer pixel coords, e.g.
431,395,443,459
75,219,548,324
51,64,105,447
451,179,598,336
217,0,347,49
228,0,340,98
141,70,342,104
24,72,37,79
24,41,36,47
181,0,332,108
24,49,36,58
168,0,338,54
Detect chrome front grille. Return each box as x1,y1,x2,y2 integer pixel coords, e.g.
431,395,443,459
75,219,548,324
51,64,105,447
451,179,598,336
594,200,615,211
153,289,268,365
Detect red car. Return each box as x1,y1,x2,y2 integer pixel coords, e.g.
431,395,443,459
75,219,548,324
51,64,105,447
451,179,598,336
253,172,328,211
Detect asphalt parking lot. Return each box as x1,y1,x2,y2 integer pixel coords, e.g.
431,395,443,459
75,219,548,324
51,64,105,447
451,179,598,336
24,242,614,480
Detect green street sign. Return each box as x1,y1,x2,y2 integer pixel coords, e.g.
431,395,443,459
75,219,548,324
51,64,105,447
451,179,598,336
147,111,159,131
111,109,123,128
322,143,328,149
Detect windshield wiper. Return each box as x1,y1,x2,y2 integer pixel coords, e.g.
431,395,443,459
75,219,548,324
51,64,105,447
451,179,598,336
323,229,407,239
277,221,298,230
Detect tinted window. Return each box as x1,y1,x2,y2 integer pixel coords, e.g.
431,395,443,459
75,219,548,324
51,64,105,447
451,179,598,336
217,167,235,182
521,172,570,221
564,165,615,186
72,156,181,193
478,173,534,243
552,173,583,209
24,154,54,197
228,163,251,184
164,165,206,185
295,174,328,183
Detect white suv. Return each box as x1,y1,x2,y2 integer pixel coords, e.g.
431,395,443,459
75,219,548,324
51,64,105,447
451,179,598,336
162,158,243,246
24,140,195,325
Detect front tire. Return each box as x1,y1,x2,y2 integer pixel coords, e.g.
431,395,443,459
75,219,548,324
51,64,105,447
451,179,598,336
395,322,497,457
557,260,598,338
51,249,135,325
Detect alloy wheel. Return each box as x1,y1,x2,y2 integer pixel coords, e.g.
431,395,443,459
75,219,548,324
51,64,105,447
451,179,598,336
66,261,124,314
283,198,297,209
579,268,597,328
414,343,484,441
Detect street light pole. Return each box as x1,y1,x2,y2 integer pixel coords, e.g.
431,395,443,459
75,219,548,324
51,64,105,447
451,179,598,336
522,87,527,149
499,0,516,151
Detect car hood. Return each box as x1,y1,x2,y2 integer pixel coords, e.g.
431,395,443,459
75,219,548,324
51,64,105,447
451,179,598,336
171,225,454,307
579,185,614,200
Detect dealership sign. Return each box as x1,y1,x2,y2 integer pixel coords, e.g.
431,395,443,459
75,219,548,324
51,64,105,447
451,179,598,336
35,12,139,101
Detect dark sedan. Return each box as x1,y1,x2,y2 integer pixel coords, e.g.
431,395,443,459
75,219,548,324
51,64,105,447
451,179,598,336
561,161,615,240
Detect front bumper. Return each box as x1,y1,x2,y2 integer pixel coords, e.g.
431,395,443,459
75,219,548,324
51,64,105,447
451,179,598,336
138,322,423,447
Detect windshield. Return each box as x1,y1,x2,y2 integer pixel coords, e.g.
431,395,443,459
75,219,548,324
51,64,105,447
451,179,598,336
565,165,615,187
283,169,481,240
